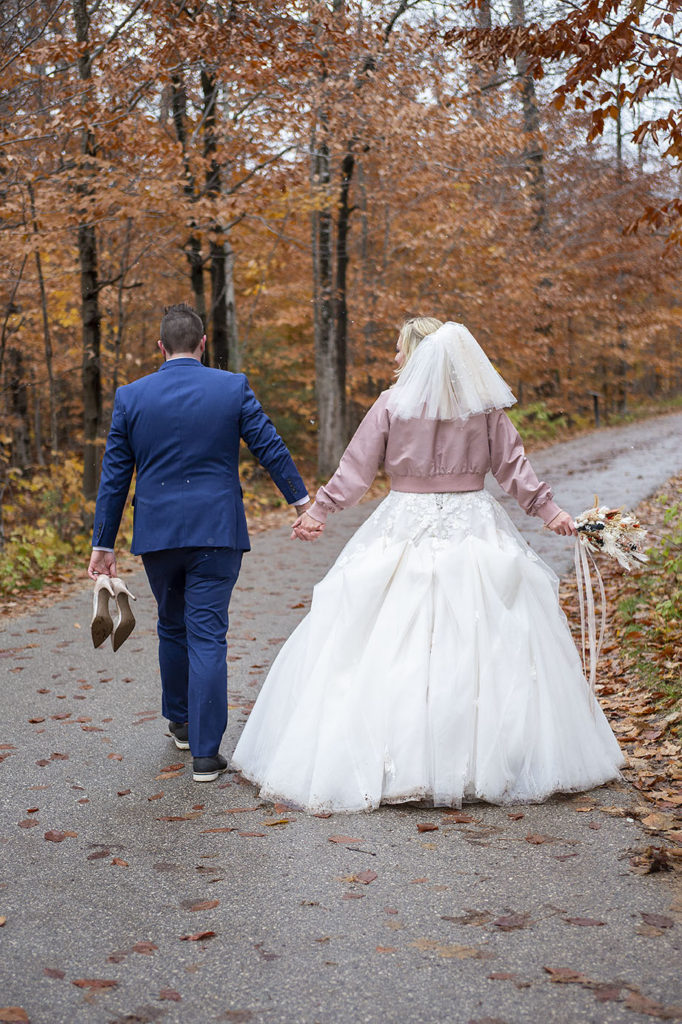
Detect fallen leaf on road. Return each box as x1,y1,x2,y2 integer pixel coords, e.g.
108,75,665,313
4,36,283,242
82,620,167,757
641,913,674,929
86,849,110,860
117,790,131,797
18,820,39,829
592,984,624,1003
442,910,492,926
189,900,219,912
376,946,397,953
328,835,363,844
493,913,531,931
148,793,163,801
544,967,590,984
200,827,234,834
637,923,666,937
0,918,5,927
111,858,128,867
44,830,77,842
525,834,560,845
132,941,158,955
71,978,117,989
263,819,289,826
624,989,682,1017
179,931,215,941
630,846,678,875
507,812,524,820
0,1009,29,1022
43,968,64,978
352,870,377,885
159,989,181,1001
238,831,265,838
564,917,605,927
441,812,475,823
254,942,279,960
157,814,202,822
417,823,438,833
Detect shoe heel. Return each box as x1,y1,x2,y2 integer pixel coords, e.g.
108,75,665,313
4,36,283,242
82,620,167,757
91,578,114,648
111,579,136,652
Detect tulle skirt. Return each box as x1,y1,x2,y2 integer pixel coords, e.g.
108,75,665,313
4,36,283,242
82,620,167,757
231,491,625,812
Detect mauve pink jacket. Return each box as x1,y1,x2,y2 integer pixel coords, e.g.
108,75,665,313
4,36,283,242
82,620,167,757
308,390,562,526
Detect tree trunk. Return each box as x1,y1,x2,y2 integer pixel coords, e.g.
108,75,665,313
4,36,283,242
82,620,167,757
27,181,58,454
225,237,240,370
7,346,31,470
311,131,347,475
202,68,237,372
510,0,547,235
72,0,102,512
112,218,132,396
171,75,208,351
32,367,45,467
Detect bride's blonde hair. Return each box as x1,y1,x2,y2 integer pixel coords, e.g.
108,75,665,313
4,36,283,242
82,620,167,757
396,316,443,375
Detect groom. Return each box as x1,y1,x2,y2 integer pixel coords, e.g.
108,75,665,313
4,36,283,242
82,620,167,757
87,303,311,781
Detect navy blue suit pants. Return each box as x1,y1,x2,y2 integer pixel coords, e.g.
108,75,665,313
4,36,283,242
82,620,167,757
142,547,243,758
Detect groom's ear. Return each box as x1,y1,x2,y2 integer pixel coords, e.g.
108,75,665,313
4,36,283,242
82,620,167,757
157,339,166,358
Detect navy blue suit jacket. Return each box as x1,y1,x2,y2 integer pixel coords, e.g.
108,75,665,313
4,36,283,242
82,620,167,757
92,358,307,554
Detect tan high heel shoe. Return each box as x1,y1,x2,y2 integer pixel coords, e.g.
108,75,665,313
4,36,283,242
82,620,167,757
91,575,115,648
110,577,137,651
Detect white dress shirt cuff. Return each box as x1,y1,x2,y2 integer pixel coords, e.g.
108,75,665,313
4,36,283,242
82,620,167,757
92,546,115,553
292,494,310,507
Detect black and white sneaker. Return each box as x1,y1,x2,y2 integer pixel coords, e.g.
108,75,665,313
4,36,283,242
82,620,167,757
193,754,228,782
168,721,190,750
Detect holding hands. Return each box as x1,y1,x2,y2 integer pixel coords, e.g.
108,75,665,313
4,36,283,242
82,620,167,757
291,506,325,542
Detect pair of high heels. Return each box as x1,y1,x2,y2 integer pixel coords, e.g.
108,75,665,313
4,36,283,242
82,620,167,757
91,576,136,651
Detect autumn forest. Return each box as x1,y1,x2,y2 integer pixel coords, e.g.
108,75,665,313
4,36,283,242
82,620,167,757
1,0,681,586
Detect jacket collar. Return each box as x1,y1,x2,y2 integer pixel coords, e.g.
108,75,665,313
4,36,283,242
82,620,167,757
157,358,204,371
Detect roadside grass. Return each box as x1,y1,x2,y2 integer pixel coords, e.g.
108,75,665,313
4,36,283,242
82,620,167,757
614,490,682,718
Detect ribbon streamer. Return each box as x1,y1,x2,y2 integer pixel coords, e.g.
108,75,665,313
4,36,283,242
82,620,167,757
574,534,607,716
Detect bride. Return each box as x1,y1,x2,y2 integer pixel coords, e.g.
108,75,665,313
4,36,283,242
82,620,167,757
231,317,625,812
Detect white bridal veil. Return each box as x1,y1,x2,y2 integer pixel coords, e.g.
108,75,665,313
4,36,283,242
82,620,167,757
386,321,517,421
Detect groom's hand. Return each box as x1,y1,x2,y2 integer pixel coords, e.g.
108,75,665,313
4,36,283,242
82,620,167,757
291,510,325,542
88,549,117,579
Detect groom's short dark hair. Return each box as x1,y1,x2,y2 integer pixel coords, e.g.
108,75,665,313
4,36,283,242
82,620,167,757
160,303,204,354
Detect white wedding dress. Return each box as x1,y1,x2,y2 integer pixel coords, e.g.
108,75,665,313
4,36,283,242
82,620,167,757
231,490,625,812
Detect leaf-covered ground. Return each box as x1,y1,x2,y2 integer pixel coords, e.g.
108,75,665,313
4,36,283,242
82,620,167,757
559,474,682,860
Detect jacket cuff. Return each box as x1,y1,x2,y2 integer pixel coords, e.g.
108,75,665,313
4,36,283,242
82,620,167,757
536,499,562,526
307,502,329,524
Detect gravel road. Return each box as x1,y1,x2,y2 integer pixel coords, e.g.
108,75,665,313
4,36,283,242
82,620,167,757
1,411,681,1024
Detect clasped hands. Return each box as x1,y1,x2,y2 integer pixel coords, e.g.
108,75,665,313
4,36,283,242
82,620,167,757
291,501,325,542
